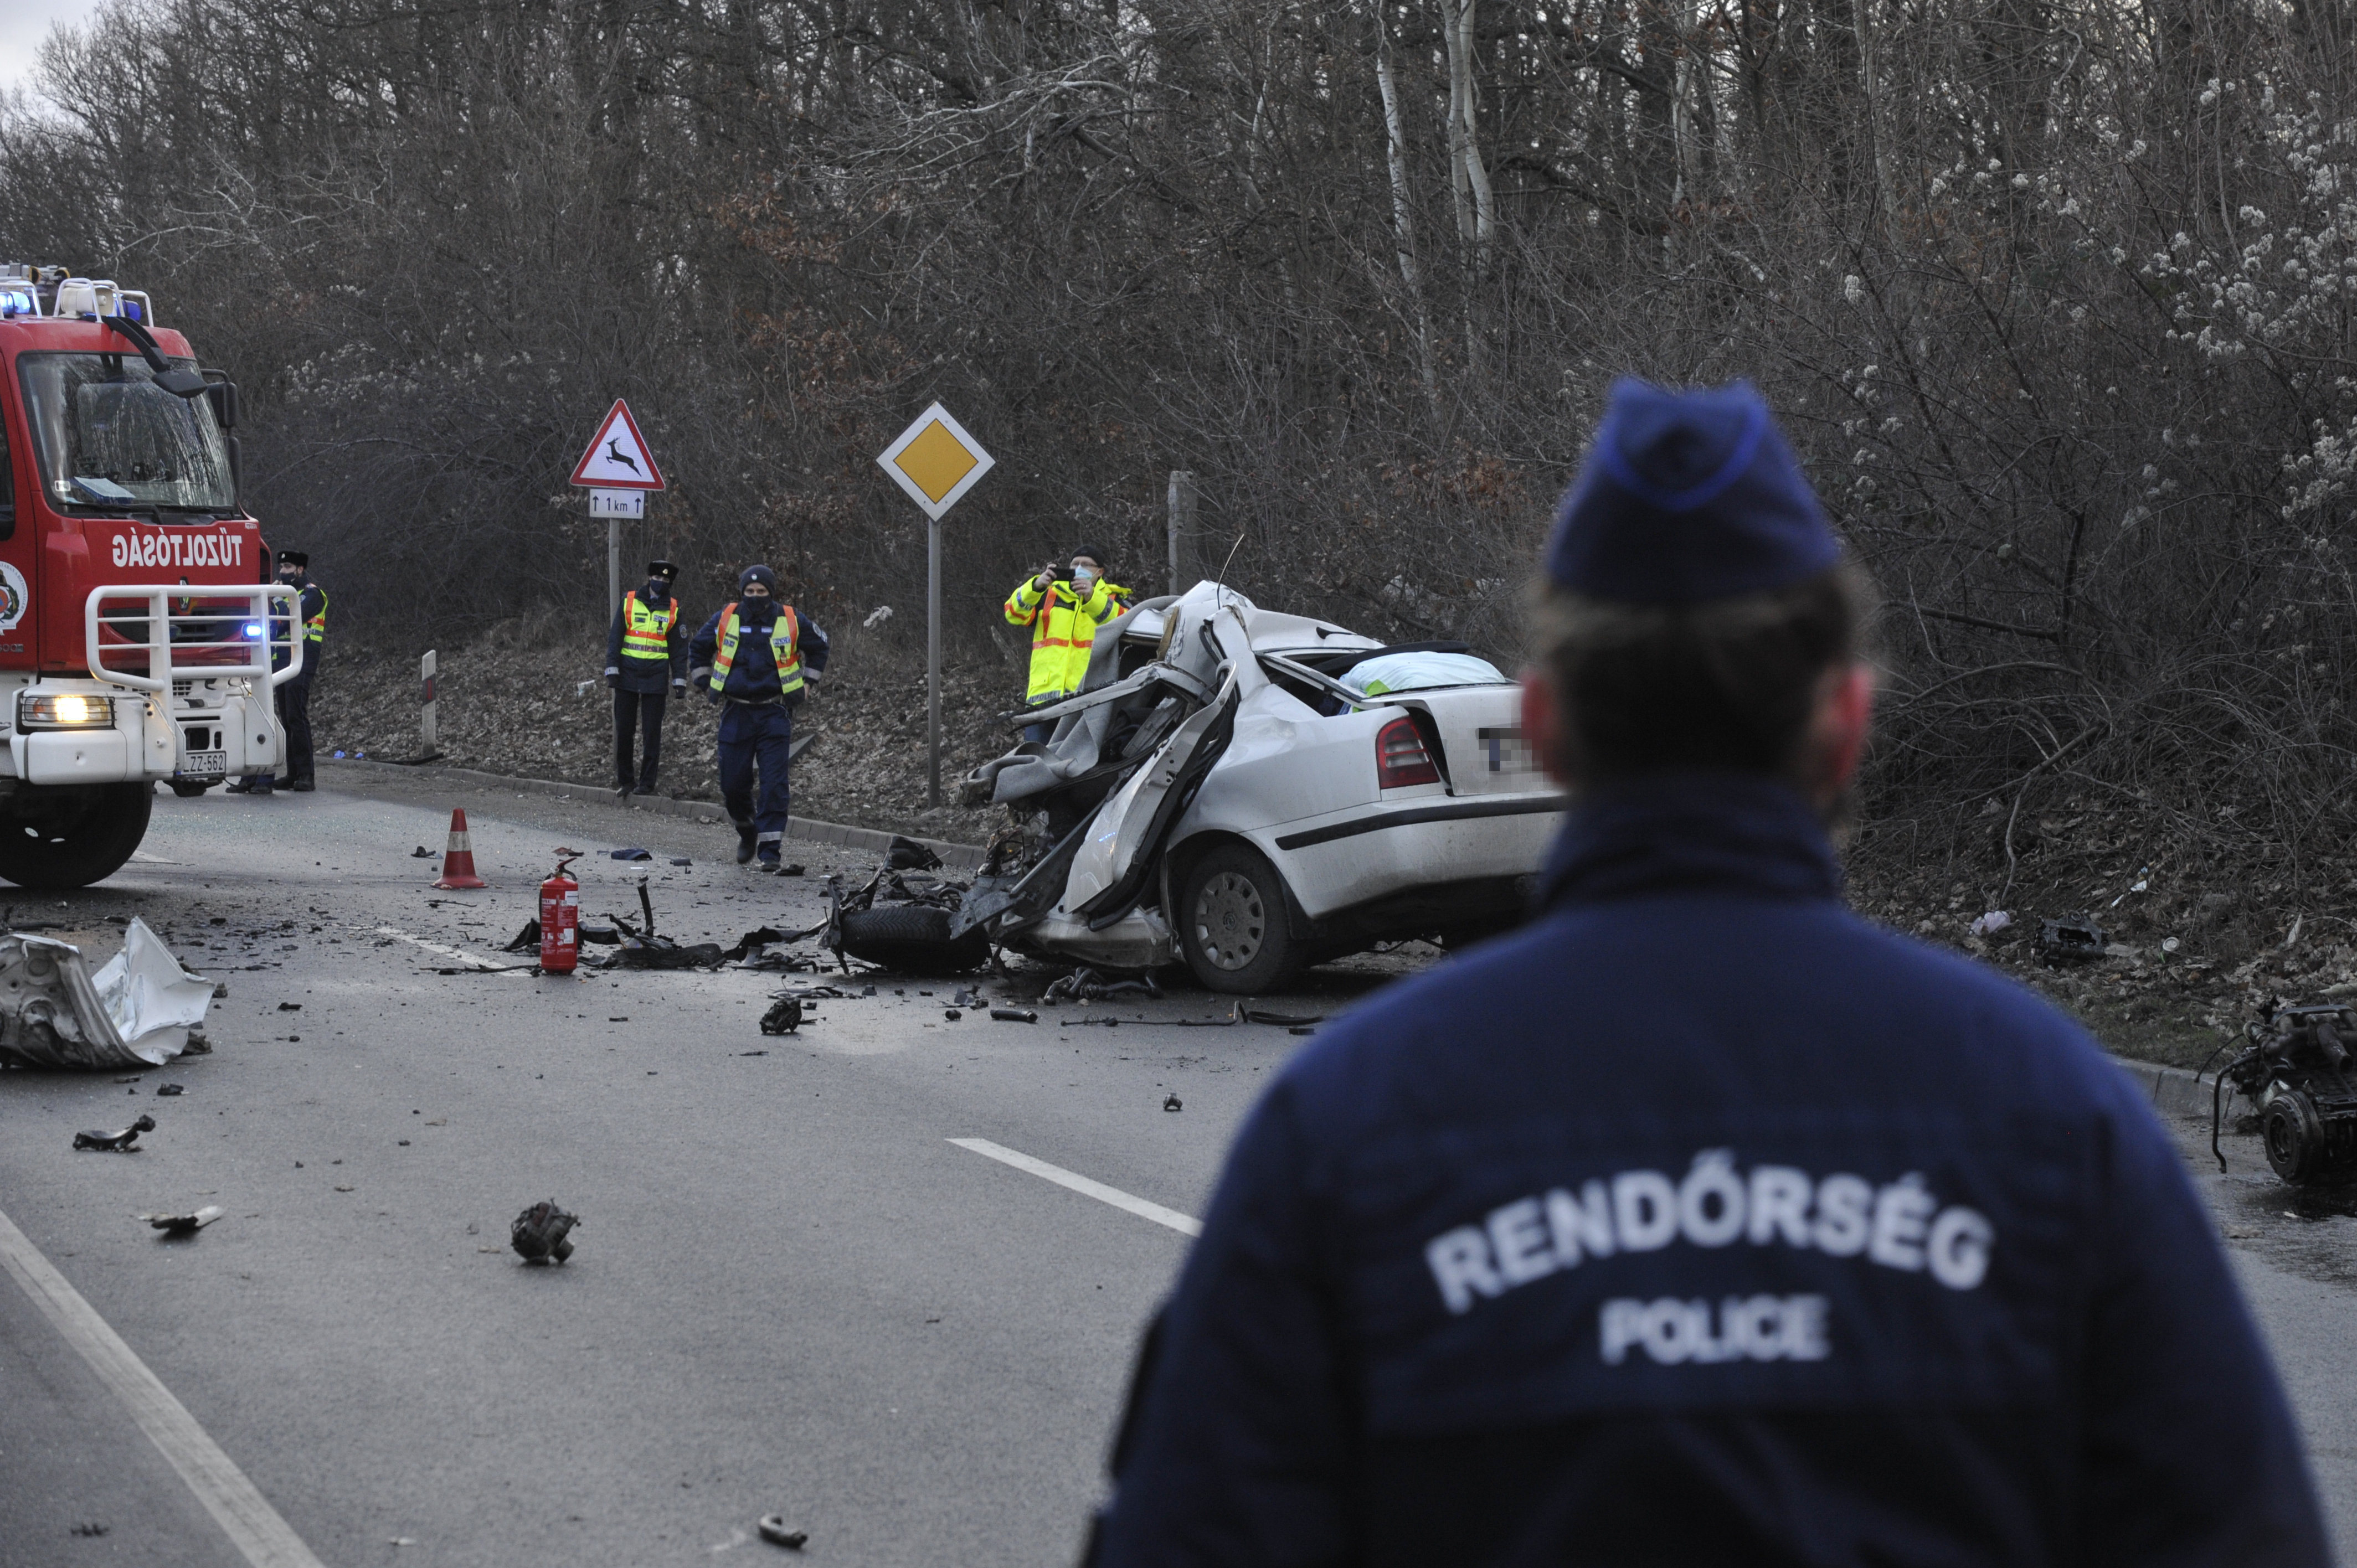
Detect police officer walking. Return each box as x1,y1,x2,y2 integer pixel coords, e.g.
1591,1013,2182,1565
230,549,325,796
687,565,828,871
605,558,689,797
1085,381,2329,1566
1003,545,1130,743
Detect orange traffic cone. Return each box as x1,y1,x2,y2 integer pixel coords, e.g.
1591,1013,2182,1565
432,808,487,889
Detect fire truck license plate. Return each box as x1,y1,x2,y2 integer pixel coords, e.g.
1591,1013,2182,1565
179,751,227,778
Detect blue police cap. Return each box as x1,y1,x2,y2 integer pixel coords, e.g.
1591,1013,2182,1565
1546,378,1838,604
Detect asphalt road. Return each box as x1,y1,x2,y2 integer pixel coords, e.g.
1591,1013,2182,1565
1,770,2353,1565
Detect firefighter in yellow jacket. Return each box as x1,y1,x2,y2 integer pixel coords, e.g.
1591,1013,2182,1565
1005,545,1131,742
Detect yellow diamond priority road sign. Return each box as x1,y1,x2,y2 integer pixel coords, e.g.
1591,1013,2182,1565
876,403,994,521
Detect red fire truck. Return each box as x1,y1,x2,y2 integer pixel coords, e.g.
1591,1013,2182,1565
0,263,299,889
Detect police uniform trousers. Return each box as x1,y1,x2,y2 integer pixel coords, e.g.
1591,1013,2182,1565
717,700,793,850
613,686,667,790
272,676,314,786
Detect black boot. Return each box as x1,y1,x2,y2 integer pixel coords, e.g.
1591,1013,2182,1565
734,821,757,864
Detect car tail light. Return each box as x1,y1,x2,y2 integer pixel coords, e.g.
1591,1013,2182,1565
1376,716,1440,788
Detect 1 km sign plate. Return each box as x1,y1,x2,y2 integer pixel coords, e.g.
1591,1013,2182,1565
570,400,666,491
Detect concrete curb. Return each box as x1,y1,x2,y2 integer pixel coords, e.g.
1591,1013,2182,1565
318,757,986,869
2116,1055,2230,1120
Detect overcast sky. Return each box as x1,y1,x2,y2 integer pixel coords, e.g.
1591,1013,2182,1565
1,0,106,98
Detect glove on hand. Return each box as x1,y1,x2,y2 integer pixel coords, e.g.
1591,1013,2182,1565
605,673,619,691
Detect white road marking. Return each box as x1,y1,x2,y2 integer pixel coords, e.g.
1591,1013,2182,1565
366,925,533,977
130,849,184,864
0,1202,327,1568
949,1138,1203,1237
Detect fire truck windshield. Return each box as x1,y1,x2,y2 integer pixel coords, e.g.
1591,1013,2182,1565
17,352,235,513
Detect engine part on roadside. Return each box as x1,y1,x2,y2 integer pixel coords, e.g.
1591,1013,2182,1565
510,1201,579,1264
991,1007,1039,1024
539,849,585,974
156,1083,184,1096
887,836,943,871
610,847,652,861
431,808,488,890
816,855,990,974
2214,1001,2357,1183
760,996,804,1035
756,1516,808,1550
2036,916,2105,966
0,919,214,1071
141,1205,222,1235
1164,1094,1182,1112
74,1115,156,1151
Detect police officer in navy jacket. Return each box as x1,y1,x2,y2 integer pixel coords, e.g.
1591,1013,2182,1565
1085,380,2329,1567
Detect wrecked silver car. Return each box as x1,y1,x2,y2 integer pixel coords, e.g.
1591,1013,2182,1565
955,582,1565,992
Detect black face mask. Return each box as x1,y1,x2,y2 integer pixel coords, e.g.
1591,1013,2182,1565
645,579,672,602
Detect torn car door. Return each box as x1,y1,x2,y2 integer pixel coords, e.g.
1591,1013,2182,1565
1068,648,1247,928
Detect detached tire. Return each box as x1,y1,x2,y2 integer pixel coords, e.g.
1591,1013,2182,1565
0,783,154,890
1179,844,1301,995
838,903,990,975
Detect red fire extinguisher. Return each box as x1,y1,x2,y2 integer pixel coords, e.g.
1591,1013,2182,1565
539,849,584,974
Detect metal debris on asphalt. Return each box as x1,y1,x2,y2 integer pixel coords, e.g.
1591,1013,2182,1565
410,846,434,858
140,1205,223,1235
760,994,804,1034
0,919,215,1071
990,1007,1038,1023
511,1201,580,1264
610,847,653,861
277,1002,302,1011
74,1115,156,1151
944,1009,961,1020
756,1517,809,1550
1042,967,1163,1004
1164,1094,1182,1112
156,1083,186,1095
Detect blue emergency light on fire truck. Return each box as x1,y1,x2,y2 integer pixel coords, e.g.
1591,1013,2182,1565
0,261,300,888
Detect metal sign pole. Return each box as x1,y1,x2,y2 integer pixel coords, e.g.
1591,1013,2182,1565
928,518,943,807
607,516,621,617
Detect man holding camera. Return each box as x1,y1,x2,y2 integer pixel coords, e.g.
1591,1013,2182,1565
1003,546,1130,744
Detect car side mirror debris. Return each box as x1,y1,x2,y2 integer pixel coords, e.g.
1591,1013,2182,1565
75,1115,156,1151
511,1201,579,1264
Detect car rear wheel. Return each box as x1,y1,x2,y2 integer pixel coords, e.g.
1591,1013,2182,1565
1180,844,1301,994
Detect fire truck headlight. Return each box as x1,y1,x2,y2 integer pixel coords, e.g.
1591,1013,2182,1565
18,693,117,731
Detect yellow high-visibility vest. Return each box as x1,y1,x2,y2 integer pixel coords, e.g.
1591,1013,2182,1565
1003,575,1129,704
712,602,802,698
620,591,677,661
